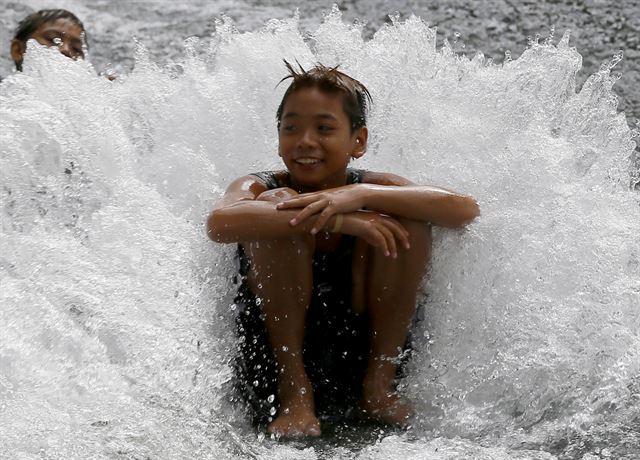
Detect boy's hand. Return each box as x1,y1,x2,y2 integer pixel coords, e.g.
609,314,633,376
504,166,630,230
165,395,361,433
276,185,365,234
341,211,410,258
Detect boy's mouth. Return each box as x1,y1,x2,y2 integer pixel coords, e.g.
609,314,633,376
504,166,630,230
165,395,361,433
295,158,321,165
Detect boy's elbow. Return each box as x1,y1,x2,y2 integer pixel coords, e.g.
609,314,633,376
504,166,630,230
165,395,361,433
457,196,480,226
206,210,229,243
441,196,480,228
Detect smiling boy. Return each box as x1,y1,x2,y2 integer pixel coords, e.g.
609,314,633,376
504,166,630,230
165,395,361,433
207,62,479,438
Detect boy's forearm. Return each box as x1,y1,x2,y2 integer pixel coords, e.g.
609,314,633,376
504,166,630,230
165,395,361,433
361,184,480,228
207,201,322,243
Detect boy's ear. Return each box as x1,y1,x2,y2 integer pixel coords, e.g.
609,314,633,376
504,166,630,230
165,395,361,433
10,40,26,69
351,127,368,159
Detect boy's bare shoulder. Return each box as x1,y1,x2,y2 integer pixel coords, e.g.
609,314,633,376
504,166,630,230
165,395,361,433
217,174,270,207
221,169,290,205
227,170,287,191
361,170,415,186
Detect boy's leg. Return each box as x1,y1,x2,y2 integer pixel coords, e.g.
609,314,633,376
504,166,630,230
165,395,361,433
359,219,432,424
244,189,320,437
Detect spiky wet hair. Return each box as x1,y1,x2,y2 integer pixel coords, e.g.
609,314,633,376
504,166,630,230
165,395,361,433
276,60,373,132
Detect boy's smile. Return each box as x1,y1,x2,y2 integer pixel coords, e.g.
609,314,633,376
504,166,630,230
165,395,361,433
278,87,367,191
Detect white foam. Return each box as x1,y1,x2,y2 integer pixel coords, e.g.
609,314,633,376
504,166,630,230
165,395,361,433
1,10,638,459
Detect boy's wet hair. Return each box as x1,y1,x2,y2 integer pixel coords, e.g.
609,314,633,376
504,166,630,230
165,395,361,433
276,60,373,132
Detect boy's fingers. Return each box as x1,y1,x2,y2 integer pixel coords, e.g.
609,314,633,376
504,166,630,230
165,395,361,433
383,224,398,257
362,220,386,253
370,231,388,255
384,219,410,249
375,222,395,257
291,200,327,226
277,194,319,209
314,208,336,233
277,197,308,209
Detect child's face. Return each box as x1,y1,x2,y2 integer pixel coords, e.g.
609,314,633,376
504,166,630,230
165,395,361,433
31,18,85,59
278,87,367,190
12,18,85,69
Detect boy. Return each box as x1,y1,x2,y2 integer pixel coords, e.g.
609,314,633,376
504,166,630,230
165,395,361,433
207,62,480,438
10,9,87,72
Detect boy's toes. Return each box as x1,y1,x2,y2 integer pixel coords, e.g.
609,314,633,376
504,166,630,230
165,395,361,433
360,393,415,426
267,411,321,438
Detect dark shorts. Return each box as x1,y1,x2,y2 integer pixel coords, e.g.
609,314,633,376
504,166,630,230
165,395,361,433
232,236,370,423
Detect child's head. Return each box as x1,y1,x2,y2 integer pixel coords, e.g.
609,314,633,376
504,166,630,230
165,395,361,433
276,61,372,133
11,9,86,71
276,62,372,190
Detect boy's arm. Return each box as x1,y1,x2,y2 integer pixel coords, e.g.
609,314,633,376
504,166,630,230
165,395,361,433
362,171,480,227
207,175,410,253
207,176,319,243
276,171,480,233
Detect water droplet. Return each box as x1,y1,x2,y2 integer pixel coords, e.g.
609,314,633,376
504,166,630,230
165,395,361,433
257,432,265,442
267,394,275,403
252,380,259,387
299,387,307,395
269,406,277,416
53,37,63,46
281,346,288,352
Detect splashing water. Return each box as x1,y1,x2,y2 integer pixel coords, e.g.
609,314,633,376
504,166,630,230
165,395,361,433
1,9,638,460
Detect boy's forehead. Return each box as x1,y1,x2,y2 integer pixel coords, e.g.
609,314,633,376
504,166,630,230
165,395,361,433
282,112,338,121
282,87,346,115
37,18,84,35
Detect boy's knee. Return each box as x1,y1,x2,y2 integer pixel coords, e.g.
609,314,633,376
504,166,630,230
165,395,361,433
256,187,298,203
398,218,431,245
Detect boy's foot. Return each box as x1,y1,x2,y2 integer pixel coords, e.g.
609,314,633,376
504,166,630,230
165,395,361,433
268,374,321,438
267,405,321,438
360,387,415,426
360,370,415,426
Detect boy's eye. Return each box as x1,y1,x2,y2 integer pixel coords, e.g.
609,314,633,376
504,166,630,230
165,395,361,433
318,125,335,132
282,124,296,132
43,33,62,45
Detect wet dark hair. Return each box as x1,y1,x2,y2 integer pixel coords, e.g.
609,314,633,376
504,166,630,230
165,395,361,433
13,9,87,71
276,60,373,132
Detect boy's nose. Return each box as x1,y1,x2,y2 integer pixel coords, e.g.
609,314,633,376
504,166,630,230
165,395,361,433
58,42,73,58
58,41,82,59
298,129,319,148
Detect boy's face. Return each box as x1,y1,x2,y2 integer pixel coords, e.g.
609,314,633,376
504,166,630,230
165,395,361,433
278,87,367,191
11,18,85,70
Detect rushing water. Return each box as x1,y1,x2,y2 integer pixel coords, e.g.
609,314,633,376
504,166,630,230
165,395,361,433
1,8,639,460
